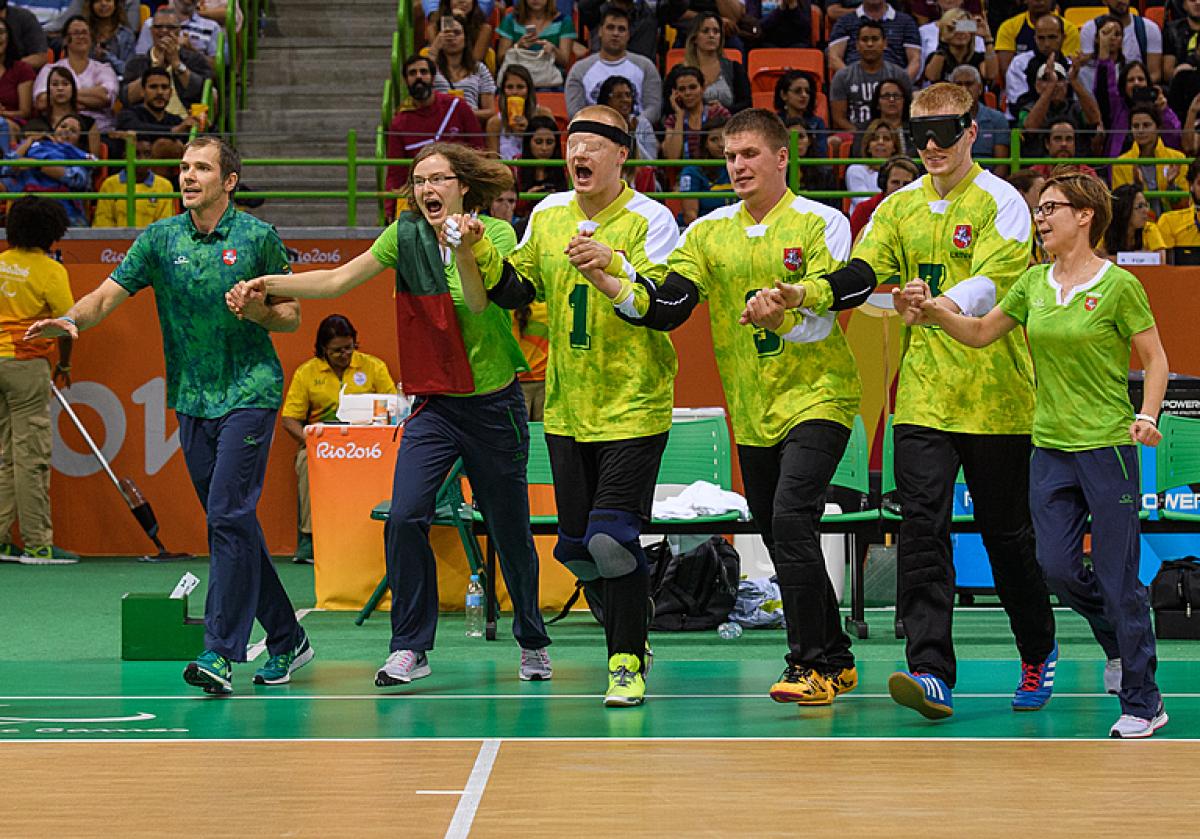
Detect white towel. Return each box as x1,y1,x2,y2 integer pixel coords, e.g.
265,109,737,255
652,481,751,521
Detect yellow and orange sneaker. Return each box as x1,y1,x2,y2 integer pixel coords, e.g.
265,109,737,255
827,665,859,697
769,665,833,705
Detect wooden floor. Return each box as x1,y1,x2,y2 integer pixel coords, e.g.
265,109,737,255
7,739,1199,838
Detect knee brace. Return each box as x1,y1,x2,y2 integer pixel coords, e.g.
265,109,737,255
584,509,647,579
553,531,599,582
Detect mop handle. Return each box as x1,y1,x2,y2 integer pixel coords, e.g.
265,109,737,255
50,384,128,500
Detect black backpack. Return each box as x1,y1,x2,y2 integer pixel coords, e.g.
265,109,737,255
1150,556,1200,616
646,536,741,631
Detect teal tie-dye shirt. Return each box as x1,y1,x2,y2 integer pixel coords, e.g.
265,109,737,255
109,205,292,418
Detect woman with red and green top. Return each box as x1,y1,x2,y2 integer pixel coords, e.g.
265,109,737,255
232,142,552,689
904,171,1171,739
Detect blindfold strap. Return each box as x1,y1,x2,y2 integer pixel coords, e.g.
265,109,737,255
567,119,632,148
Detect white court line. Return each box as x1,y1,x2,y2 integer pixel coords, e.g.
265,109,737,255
2,736,1198,744
245,609,314,662
444,739,500,839
2,692,1199,701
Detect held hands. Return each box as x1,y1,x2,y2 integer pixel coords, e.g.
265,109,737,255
1130,419,1162,447
226,278,269,321
738,281,805,330
894,280,934,325
441,213,484,250
565,230,614,275
24,318,79,341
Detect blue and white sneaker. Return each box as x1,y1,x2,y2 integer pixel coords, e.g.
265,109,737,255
888,671,954,720
1012,642,1057,711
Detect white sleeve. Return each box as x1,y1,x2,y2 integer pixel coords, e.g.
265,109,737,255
1080,20,1095,55
942,276,997,317
780,310,836,343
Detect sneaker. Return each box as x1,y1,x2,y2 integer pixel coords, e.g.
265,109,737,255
1110,704,1169,739
604,653,645,707
1012,642,1057,711
1104,658,1123,695
828,665,859,697
519,647,553,681
0,542,20,562
292,532,314,565
253,629,315,685
183,650,233,695
644,643,654,676
769,665,834,705
888,671,954,720
20,545,78,565
375,650,430,686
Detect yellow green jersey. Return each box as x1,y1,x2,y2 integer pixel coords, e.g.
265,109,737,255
669,190,862,447
855,163,1036,434
507,184,679,442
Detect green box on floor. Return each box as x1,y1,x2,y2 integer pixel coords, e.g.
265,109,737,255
121,593,205,660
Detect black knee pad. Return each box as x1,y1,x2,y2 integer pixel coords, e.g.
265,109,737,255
584,509,647,579
553,531,599,582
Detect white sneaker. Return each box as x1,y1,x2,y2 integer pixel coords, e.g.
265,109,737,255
374,650,430,686
1104,658,1122,695
1109,705,1168,739
519,647,552,681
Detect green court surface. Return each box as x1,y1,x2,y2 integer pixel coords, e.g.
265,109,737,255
1,558,1197,742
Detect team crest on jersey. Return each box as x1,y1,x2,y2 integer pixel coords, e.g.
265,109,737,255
1084,295,1099,311
952,225,973,249
222,249,238,265
783,247,803,272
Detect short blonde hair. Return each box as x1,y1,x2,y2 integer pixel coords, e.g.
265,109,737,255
570,104,627,130
1041,170,1113,249
912,81,973,116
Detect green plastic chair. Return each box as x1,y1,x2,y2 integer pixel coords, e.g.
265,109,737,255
823,415,878,525
881,415,971,523
1155,414,1200,522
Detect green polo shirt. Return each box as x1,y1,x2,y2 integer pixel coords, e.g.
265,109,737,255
109,205,292,418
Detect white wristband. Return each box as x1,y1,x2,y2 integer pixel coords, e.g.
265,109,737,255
1135,413,1158,426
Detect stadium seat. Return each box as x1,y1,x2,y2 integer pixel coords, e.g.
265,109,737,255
539,90,569,127
749,48,826,92
1156,415,1200,522
1144,5,1165,27
1063,5,1139,28
811,5,824,47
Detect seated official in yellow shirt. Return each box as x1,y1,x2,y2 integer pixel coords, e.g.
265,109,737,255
91,170,177,228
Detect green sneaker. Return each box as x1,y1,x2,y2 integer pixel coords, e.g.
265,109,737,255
292,532,314,565
254,629,315,685
183,650,233,695
604,653,645,708
0,542,21,562
20,545,78,565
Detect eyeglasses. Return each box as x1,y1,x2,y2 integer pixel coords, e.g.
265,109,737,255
1033,200,1073,218
412,174,458,187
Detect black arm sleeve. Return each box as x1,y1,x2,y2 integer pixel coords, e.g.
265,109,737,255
821,258,878,311
488,262,538,309
614,272,701,331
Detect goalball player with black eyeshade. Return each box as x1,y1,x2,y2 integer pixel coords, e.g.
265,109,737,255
462,105,679,708
770,82,1058,721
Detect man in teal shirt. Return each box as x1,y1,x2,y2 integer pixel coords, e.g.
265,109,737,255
26,137,314,695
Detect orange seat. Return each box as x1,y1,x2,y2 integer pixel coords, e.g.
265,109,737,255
1144,6,1165,27
748,47,826,93
810,5,823,48
539,91,568,122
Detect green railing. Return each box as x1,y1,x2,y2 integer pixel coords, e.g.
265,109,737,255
218,0,264,139
378,0,415,223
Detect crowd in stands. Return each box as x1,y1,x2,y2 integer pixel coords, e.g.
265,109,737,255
388,0,1200,257
0,0,229,227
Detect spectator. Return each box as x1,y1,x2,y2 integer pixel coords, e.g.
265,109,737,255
121,6,210,115
680,11,750,114
1007,167,1049,263
0,16,34,132
849,154,919,239
92,165,177,227
1005,12,1066,118
385,54,483,214
429,0,494,67
1163,0,1200,83
924,8,998,86
756,0,813,49
597,73,657,160
1030,119,1098,178
1079,0,1162,84
512,299,548,419
32,16,118,132
1111,104,1188,214
10,0,71,36
995,0,1081,77
86,0,135,78
0,196,72,564
281,314,396,565
3,113,94,226
1075,14,1125,97
1155,159,1200,251
496,0,575,87
486,65,555,160
949,65,1009,175
787,117,837,204
1182,91,1200,154
517,113,567,213
661,64,730,164
1097,58,1181,159
1017,57,1101,159
1102,183,1167,261
0,1,49,71
919,0,985,65
579,0,680,62
565,5,662,122
844,117,901,212
827,0,922,83
429,12,496,125
113,66,200,159
677,115,732,225
134,0,221,69
866,77,912,154
774,69,828,156
829,20,911,132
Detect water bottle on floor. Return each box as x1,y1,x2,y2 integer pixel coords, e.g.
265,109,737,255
717,621,742,640
465,574,484,638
